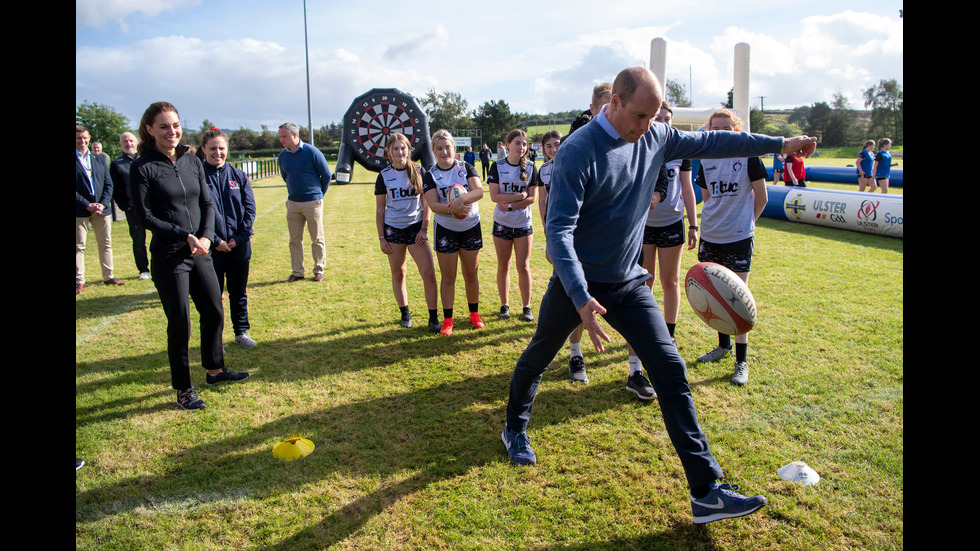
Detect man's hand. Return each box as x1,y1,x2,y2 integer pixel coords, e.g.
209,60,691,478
87,203,104,215
783,136,818,158
577,298,612,353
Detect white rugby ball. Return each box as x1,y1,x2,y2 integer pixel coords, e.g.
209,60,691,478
685,262,756,335
448,184,467,219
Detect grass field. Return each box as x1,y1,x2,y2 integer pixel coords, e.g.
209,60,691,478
76,160,903,550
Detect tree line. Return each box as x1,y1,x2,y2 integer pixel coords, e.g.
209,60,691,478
75,78,901,161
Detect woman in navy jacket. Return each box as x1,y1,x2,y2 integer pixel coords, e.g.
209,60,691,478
198,128,258,348
130,102,249,410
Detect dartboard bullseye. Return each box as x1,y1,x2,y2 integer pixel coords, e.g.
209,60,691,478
335,88,434,182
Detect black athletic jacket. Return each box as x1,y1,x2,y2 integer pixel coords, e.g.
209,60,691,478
130,144,215,255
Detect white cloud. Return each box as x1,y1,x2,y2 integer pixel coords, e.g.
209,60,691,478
76,0,202,30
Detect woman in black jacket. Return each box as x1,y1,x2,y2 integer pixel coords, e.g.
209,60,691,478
130,102,249,410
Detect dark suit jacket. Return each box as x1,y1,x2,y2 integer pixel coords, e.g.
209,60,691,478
76,151,113,218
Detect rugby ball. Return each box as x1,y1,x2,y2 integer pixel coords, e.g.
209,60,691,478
685,262,756,335
448,184,467,219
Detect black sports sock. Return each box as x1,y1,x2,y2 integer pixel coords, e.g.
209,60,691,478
735,343,748,363
468,302,479,313
443,308,453,320
428,309,438,322
691,483,713,499
667,323,676,338
719,333,732,349
399,305,410,316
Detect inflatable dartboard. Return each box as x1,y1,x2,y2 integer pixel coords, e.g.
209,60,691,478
334,88,434,183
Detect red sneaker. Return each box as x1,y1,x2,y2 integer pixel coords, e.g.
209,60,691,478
440,318,453,336
470,311,485,329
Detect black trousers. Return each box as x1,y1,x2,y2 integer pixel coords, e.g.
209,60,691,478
151,250,225,390
506,273,723,488
211,241,252,336
125,210,149,273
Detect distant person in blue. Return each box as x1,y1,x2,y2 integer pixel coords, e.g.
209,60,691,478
772,153,785,184
856,140,876,192
500,65,818,525
871,138,894,194
463,145,476,167
479,143,493,181
198,128,258,349
277,122,331,283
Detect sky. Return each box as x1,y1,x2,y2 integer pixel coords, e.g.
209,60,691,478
75,0,903,133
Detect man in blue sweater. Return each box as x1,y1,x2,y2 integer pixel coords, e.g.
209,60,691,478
501,66,817,525
278,122,332,282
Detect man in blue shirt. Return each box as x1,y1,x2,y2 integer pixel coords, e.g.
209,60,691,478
277,122,331,282
500,66,817,525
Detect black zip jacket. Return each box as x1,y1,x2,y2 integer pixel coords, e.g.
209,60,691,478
130,144,215,254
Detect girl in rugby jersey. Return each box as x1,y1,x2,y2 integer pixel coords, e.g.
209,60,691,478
694,108,768,386
375,132,440,333
643,102,698,347
422,129,486,336
536,130,588,381
488,129,539,322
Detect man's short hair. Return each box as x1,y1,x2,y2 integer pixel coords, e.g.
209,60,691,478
591,83,612,109
612,67,661,106
279,122,299,136
76,125,88,134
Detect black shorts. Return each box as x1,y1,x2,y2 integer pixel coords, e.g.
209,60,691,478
697,236,754,273
434,222,483,254
383,220,423,245
643,219,685,248
492,221,533,240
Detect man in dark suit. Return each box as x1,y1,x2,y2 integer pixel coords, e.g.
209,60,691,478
76,125,124,293
110,132,150,281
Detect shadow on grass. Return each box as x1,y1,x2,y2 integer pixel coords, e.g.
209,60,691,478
75,312,688,549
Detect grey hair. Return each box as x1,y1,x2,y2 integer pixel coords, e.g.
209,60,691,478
279,122,299,136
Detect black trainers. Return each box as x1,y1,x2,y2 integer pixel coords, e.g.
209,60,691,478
400,310,412,328
626,371,657,400
428,318,441,333
499,305,511,319
568,355,588,383
177,388,207,410
205,367,250,386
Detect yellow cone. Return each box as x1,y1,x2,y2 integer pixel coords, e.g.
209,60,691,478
273,436,315,461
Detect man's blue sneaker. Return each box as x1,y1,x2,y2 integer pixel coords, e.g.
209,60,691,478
501,425,536,466
691,483,767,524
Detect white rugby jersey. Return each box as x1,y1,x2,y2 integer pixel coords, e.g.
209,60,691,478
374,164,425,228
646,158,692,227
488,159,539,229
422,160,481,232
696,157,767,244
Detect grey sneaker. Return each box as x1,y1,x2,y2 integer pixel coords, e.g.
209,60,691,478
568,355,588,383
520,306,534,322
698,346,732,363
731,361,749,385
626,371,656,400
235,333,257,348
499,305,511,319
400,310,412,328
